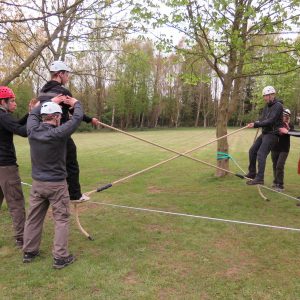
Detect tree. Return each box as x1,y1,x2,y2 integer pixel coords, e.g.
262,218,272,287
132,0,300,175
107,40,153,128
0,0,87,85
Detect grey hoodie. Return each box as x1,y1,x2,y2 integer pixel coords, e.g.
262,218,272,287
27,102,83,182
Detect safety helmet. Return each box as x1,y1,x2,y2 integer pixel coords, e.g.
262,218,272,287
262,86,276,96
40,102,62,115
283,108,291,116
49,60,72,72
0,86,15,99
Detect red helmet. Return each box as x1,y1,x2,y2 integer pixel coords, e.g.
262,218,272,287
0,86,15,99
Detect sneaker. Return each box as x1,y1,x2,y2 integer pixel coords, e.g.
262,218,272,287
275,185,284,192
246,178,264,185
71,193,90,203
23,251,40,263
53,254,75,269
15,238,23,248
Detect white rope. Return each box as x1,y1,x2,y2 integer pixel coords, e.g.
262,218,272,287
89,201,300,232
21,181,300,231
259,185,300,202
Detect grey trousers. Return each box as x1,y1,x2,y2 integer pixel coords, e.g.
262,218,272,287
0,165,25,240
23,180,70,258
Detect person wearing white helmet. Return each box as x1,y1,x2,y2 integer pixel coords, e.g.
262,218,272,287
279,110,300,204
38,60,99,203
23,95,83,269
246,85,283,185
271,108,293,191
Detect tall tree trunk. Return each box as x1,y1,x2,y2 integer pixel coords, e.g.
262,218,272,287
203,112,209,128
216,78,232,177
194,94,202,127
111,105,115,127
140,112,144,128
175,105,180,128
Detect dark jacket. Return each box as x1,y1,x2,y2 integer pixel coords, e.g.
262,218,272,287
38,80,92,124
254,99,283,134
27,102,83,182
0,108,28,166
272,123,294,152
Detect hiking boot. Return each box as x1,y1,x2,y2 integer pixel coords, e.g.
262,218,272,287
246,178,264,185
15,238,23,248
23,251,40,263
71,193,90,203
53,254,75,269
245,173,256,179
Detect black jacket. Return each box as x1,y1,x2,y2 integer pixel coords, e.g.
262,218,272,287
254,99,283,134
272,123,294,152
0,108,28,166
38,80,92,124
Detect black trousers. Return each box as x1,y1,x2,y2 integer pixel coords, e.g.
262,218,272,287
248,133,279,181
271,151,289,187
66,138,82,200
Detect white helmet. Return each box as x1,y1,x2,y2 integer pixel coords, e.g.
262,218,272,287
262,86,276,96
283,108,291,116
41,102,62,115
49,60,72,72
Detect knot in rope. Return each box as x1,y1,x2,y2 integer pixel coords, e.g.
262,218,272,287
217,151,231,160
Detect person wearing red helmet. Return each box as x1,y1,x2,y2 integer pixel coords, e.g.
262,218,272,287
0,86,28,248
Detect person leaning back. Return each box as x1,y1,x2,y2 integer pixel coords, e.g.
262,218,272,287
246,86,283,185
271,108,293,192
38,60,99,202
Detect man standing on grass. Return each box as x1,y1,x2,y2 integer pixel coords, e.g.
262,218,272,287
246,86,283,185
23,96,83,269
38,60,99,203
0,86,27,248
271,108,293,192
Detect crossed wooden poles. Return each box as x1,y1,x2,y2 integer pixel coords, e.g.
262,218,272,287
74,123,249,240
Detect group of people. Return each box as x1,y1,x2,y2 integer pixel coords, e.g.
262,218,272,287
0,67,297,269
246,85,296,195
0,61,99,269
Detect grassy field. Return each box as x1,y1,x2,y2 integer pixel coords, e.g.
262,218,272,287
1,127,300,299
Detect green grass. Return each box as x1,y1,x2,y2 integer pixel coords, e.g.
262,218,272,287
1,127,300,299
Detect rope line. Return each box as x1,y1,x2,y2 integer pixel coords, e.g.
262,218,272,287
89,201,300,232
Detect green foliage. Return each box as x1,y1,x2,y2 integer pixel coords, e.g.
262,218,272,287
106,40,153,127
11,80,34,118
